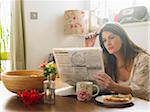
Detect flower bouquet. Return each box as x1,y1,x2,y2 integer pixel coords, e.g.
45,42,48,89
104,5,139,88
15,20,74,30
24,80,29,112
39,61,58,80
39,60,58,104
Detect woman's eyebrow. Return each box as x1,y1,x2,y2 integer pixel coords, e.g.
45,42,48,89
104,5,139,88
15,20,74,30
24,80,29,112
108,34,115,38
102,34,113,40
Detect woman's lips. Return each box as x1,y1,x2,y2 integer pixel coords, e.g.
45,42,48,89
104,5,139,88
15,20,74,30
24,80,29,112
108,47,114,51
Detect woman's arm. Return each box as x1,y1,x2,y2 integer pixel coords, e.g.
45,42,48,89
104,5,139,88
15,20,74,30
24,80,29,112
112,83,132,94
93,72,132,94
129,53,150,100
94,53,150,100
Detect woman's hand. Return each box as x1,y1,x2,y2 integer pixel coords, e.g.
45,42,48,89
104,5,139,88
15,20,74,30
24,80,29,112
93,72,116,91
84,32,97,47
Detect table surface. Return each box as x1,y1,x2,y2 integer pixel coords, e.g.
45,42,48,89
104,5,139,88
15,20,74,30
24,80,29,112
0,79,149,112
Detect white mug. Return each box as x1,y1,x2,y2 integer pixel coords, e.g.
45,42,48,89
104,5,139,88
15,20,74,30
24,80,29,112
76,81,100,101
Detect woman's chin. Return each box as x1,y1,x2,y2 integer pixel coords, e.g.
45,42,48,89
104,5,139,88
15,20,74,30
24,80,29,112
108,50,114,54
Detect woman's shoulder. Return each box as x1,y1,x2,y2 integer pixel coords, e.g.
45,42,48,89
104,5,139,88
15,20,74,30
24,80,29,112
135,52,150,59
134,52,150,65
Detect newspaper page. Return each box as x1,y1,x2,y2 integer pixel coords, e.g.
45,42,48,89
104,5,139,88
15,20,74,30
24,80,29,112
53,47,104,86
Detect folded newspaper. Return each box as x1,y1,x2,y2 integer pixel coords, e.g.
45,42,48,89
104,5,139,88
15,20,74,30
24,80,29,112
53,47,104,86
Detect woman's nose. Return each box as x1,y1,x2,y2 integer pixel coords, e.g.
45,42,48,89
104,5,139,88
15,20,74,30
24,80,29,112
106,40,111,46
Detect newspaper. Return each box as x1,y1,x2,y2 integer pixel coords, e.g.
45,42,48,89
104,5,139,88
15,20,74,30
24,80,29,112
52,47,104,86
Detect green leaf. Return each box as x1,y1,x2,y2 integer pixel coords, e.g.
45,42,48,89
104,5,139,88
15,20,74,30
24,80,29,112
0,52,10,60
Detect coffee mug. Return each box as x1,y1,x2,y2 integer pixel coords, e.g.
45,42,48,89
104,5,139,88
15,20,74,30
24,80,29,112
76,81,100,101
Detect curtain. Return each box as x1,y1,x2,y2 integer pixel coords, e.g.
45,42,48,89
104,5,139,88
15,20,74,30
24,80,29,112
10,0,26,70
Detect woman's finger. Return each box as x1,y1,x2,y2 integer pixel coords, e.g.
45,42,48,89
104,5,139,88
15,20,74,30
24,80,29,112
97,72,112,81
98,74,108,81
95,79,105,86
85,32,96,39
94,72,106,80
93,74,106,82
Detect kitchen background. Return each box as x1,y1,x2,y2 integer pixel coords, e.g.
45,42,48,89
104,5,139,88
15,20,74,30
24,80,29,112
1,0,150,70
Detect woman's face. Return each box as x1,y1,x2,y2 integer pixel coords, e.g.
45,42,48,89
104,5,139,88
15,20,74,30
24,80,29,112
102,31,122,54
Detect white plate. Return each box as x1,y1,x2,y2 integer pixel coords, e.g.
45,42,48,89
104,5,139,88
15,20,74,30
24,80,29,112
95,95,134,106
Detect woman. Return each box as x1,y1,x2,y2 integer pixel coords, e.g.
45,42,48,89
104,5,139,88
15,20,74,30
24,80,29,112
85,22,150,101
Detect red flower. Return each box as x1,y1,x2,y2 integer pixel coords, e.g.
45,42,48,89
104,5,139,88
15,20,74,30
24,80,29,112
77,90,91,101
39,63,46,68
39,61,48,68
17,89,43,106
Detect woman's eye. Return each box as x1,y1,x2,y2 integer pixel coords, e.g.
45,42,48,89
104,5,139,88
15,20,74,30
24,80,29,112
102,39,106,43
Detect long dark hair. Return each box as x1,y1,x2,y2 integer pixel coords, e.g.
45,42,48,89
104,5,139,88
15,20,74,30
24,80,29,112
99,22,147,81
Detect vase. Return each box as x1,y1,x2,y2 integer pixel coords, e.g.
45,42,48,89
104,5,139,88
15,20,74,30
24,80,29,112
43,75,55,104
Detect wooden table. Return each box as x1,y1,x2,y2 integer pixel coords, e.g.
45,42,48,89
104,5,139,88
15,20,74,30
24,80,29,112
0,79,149,112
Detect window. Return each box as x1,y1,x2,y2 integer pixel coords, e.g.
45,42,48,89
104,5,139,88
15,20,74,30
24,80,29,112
0,0,11,72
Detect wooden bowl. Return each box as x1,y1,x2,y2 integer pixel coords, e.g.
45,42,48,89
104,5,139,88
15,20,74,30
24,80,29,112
1,70,45,93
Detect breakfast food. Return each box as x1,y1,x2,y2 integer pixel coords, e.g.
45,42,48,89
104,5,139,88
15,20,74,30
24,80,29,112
103,94,132,102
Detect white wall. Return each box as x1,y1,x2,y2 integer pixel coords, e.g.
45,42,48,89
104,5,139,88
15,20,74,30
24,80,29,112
23,0,90,69
123,22,150,53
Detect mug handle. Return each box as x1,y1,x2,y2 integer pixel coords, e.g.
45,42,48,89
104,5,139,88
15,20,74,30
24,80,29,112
92,84,100,97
